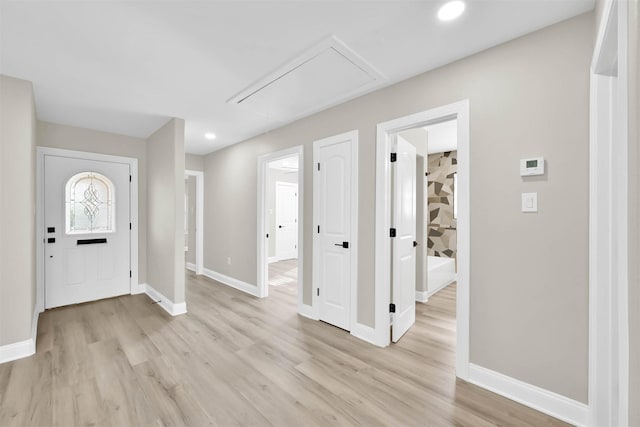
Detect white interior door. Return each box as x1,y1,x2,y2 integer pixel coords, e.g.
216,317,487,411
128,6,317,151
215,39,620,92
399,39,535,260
316,135,354,330
275,181,298,260
392,137,417,342
44,155,130,309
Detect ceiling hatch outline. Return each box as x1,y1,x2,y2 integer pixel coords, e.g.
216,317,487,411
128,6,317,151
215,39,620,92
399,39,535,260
227,35,387,122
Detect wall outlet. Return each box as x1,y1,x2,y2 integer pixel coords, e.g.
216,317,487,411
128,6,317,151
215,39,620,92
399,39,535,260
227,257,231,265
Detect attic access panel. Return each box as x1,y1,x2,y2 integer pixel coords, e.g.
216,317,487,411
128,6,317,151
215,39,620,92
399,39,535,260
228,36,385,122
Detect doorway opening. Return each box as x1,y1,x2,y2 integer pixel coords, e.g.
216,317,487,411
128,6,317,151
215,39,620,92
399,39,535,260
184,169,204,276
375,100,470,379
257,146,304,307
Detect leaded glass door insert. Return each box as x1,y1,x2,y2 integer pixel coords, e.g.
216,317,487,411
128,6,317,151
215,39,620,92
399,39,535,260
65,172,115,234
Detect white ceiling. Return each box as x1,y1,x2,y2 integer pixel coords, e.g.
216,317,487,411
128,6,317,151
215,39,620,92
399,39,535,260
0,1,594,155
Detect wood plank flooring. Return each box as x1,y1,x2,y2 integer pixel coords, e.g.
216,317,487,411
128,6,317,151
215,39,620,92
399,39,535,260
0,272,570,426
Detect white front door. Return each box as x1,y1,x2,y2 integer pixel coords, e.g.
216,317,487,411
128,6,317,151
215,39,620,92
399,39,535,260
275,181,298,260
315,132,356,331
44,155,131,309
392,137,417,342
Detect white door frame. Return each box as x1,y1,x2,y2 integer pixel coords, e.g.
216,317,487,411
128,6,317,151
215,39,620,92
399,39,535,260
184,169,204,275
374,100,470,380
312,130,359,328
256,146,304,303
589,0,629,425
36,147,140,313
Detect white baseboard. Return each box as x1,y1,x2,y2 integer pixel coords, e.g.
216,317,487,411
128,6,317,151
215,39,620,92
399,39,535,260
297,303,318,320
351,322,385,347
202,268,261,298
186,262,196,272
427,276,457,297
267,257,278,264
131,282,147,295
144,283,187,316
0,307,39,364
467,364,588,427
415,290,429,303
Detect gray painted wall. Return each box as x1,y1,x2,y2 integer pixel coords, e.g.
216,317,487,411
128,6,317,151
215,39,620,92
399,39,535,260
0,75,36,346
146,118,186,303
37,121,148,284
185,153,204,172
202,13,594,402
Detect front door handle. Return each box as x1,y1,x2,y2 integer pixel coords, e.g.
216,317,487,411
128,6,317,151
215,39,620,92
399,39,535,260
334,242,349,249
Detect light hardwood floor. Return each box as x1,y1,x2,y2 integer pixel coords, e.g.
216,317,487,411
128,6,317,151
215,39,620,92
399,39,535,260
268,259,297,288
0,272,570,427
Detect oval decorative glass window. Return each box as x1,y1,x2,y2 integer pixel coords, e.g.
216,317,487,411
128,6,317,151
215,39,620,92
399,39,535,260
65,172,115,234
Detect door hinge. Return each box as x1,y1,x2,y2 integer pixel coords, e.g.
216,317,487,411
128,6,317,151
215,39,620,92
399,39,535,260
425,171,430,176
130,270,132,278
390,228,396,238
266,233,269,238
390,153,397,163
317,288,320,296
317,225,320,234
129,175,132,182
129,222,132,230
317,163,320,171
389,303,396,313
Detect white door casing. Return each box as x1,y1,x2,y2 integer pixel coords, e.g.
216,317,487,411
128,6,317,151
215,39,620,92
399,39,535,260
391,137,417,342
44,155,131,309
313,130,358,331
275,182,299,260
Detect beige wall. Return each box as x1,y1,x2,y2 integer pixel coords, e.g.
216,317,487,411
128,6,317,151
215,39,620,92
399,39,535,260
628,0,640,423
37,121,148,284
0,75,36,346
146,118,186,303
185,153,204,171
203,13,593,402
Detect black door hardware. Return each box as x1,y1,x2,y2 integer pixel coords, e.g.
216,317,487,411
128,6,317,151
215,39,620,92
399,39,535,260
278,225,283,229
413,241,418,247
47,227,55,233
77,238,107,245
334,242,349,249
47,238,55,243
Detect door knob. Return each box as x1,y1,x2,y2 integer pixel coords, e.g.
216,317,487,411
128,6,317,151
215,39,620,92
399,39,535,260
334,242,349,249
278,225,283,229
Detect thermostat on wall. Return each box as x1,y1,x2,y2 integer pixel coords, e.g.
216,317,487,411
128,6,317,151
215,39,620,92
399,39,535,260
520,157,545,176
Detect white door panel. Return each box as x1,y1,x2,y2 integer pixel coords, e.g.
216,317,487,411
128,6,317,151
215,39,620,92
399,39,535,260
392,137,417,342
317,137,353,331
275,182,298,260
44,155,130,309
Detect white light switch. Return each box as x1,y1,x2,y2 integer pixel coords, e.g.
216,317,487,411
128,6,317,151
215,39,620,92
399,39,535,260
522,192,538,212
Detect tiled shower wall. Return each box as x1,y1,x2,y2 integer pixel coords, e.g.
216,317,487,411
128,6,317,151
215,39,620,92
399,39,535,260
427,150,457,258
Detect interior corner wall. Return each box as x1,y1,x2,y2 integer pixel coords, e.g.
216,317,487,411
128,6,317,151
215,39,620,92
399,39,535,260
37,121,148,285
185,153,204,171
146,118,186,304
628,0,640,423
202,12,593,402
0,75,36,346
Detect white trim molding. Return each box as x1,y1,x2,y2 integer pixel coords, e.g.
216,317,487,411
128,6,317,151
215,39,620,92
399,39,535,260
0,306,39,364
203,268,261,298
186,262,196,272
589,0,630,426
256,145,304,304
184,169,204,275
468,364,589,427
36,147,139,312
415,291,429,303
144,283,187,316
374,100,470,379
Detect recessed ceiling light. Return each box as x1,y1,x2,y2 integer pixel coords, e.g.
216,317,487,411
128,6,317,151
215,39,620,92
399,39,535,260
438,1,465,21
204,133,216,140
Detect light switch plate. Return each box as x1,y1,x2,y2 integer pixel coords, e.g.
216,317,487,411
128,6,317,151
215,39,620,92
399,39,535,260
522,192,538,212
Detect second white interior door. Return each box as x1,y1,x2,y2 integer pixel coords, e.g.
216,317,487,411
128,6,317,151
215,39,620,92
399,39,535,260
275,181,298,260
315,131,357,331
